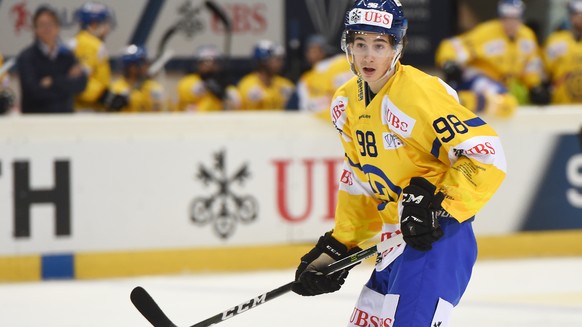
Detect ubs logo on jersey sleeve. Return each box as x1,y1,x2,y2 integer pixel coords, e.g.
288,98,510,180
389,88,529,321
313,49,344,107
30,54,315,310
331,96,348,131
381,96,416,139
383,132,404,150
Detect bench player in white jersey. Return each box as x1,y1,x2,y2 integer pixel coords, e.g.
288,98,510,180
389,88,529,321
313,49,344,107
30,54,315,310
292,1,507,326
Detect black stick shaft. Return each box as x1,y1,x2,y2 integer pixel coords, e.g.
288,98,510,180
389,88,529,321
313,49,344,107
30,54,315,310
131,234,403,327
189,282,294,327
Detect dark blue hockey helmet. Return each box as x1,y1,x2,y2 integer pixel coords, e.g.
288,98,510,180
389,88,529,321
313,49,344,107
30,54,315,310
121,44,147,66
253,40,285,62
497,0,525,18
342,0,408,46
76,2,112,28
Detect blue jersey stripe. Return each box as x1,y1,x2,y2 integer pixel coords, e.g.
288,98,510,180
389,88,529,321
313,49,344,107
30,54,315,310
464,117,487,127
345,154,363,171
431,137,442,158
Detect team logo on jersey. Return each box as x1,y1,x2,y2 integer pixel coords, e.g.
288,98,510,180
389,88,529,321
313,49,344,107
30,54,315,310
331,96,348,131
566,71,582,101
347,8,393,29
189,150,259,239
483,40,506,56
383,132,404,150
340,169,354,186
381,96,416,138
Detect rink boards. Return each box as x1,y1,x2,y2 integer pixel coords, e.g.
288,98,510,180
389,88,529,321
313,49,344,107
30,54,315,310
0,108,581,281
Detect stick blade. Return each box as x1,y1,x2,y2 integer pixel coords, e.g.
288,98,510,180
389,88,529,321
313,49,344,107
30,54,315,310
131,286,178,327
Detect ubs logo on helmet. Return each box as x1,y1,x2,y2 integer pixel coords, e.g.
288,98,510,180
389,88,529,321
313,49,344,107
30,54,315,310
348,8,394,29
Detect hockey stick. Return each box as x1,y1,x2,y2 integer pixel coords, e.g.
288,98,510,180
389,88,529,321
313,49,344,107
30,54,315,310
130,233,403,327
204,0,232,58
0,57,16,77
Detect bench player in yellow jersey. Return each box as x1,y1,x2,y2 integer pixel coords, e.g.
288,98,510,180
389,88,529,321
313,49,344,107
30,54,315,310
543,0,582,104
296,35,352,119
70,2,127,111
237,40,294,110
292,1,507,326
435,0,548,116
176,44,240,112
110,45,165,112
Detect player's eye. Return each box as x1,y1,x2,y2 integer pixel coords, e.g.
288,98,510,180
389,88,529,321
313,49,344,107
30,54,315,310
374,44,386,51
354,41,367,49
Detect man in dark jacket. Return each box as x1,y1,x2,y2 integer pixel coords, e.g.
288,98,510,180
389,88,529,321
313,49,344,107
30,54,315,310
18,4,87,113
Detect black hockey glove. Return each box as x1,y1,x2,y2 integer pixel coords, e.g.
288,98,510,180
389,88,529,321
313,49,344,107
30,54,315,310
529,83,551,105
99,90,129,112
0,88,15,114
292,231,361,296
442,61,463,89
400,177,445,251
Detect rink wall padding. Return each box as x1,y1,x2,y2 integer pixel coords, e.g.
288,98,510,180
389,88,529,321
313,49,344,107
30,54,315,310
0,109,581,282
2,230,582,282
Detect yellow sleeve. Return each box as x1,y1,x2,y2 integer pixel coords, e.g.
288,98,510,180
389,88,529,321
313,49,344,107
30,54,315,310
143,80,165,112
237,74,257,110
414,81,507,221
73,33,111,104
328,86,382,248
520,28,544,88
177,75,199,111
435,37,471,67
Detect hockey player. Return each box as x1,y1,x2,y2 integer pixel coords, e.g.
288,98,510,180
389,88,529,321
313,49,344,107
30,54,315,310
176,44,240,112
237,40,294,110
292,1,507,326
435,0,548,116
70,1,127,111
542,0,582,104
296,34,352,118
110,45,165,112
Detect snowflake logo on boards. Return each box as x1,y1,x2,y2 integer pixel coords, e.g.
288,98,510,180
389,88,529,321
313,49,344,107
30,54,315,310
190,150,259,239
175,0,206,38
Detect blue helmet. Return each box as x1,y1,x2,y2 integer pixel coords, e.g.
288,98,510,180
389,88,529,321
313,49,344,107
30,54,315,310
253,40,285,61
497,0,525,18
568,0,582,15
121,45,147,66
76,2,111,28
343,0,408,45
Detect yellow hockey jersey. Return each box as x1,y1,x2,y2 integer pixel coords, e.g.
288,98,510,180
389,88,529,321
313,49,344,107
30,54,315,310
176,74,240,112
330,63,506,248
543,30,582,103
0,53,8,87
237,72,294,110
435,20,543,89
110,78,165,112
298,54,353,113
69,30,111,109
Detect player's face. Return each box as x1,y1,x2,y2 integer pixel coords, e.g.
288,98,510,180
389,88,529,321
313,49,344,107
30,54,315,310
266,56,284,74
501,17,521,38
34,12,60,47
349,32,395,85
306,45,326,66
571,12,582,32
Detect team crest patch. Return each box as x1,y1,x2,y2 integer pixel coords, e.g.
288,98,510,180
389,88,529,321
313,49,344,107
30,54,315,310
383,132,404,150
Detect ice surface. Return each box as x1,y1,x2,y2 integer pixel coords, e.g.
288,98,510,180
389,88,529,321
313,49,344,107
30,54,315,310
1,257,581,327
